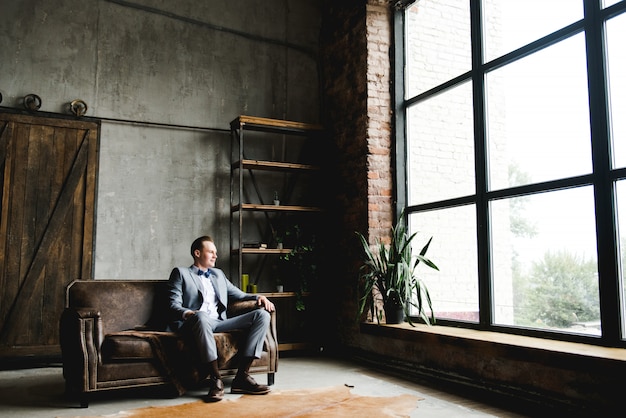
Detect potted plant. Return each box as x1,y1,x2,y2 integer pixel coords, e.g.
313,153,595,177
356,210,438,326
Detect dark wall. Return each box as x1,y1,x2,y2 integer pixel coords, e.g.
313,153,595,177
318,0,370,351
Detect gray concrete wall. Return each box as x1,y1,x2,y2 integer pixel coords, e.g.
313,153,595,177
0,0,321,280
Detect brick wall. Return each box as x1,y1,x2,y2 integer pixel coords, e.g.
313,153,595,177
365,2,394,244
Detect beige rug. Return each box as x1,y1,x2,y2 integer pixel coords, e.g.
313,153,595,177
76,385,421,417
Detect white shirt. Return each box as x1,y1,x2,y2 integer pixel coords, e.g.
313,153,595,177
195,267,220,320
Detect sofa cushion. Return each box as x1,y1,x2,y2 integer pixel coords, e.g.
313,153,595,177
100,330,246,369
101,333,156,361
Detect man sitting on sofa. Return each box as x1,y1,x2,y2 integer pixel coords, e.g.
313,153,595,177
165,235,275,402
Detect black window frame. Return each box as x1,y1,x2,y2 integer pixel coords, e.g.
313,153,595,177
394,0,626,347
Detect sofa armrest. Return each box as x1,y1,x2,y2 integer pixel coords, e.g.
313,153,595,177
74,307,101,319
59,307,103,392
227,301,278,368
266,309,278,368
227,300,259,317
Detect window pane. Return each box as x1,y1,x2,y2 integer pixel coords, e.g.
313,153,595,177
615,180,626,339
603,0,621,8
607,12,626,168
409,206,479,322
407,82,475,205
483,0,583,63
486,34,592,190
405,0,471,98
490,187,600,335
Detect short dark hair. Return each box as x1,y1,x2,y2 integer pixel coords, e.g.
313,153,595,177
191,235,213,257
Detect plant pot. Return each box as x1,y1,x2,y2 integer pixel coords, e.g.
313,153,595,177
384,303,405,324
276,285,284,293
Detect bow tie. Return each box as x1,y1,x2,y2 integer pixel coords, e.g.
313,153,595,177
197,269,211,277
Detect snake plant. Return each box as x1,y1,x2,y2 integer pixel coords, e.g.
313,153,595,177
356,210,438,326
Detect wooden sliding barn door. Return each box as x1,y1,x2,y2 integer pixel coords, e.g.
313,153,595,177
0,112,99,358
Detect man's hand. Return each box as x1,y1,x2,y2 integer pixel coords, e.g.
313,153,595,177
257,295,275,312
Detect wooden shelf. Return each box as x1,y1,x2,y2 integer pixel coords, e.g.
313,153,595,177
231,115,323,133
278,342,313,352
232,159,320,172
258,291,311,298
232,203,322,213
233,248,292,255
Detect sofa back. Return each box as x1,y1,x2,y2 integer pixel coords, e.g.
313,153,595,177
66,280,168,336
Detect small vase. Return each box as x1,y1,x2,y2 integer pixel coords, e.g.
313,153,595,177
276,285,284,293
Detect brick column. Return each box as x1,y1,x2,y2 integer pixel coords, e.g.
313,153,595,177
365,1,393,244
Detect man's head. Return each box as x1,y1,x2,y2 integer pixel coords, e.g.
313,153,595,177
191,236,218,269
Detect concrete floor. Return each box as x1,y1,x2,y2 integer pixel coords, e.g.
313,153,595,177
0,355,529,417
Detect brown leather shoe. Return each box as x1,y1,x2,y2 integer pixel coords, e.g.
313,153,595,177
204,377,224,402
231,373,270,395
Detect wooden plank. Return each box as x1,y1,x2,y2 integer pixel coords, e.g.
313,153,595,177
0,121,8,181
0,344,60,358
1,122,29,329
234,203,323,212
27,124,54,345
234,115,322,132
0,121,10,321
239,248,292,255
42,127,72,345
278,342,312,351
81,128,99,280
68,128,84,283
258,291,311,298
0,112,98,130
361,322,626,362
233,159,320,172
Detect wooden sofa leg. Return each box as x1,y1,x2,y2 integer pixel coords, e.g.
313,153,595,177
80,394,89,408
267,372,275,386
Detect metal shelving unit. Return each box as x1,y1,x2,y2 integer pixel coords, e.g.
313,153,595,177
229,115,323,351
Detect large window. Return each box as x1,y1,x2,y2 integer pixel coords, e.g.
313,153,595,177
398,0,626,345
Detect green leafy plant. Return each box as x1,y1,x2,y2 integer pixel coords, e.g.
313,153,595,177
356,210,439,326
280,224,318,311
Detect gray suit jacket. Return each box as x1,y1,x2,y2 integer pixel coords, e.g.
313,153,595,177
166,266,257,331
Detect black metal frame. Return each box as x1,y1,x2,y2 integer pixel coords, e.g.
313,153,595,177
395,0,626,347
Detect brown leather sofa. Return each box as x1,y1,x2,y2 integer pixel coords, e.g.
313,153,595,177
60,279,278,407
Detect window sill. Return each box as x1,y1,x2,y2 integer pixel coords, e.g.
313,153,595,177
360,321,626,362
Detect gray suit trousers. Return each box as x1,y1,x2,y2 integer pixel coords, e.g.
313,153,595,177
181,309,271,364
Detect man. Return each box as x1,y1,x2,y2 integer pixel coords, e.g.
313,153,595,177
166,235,275,402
